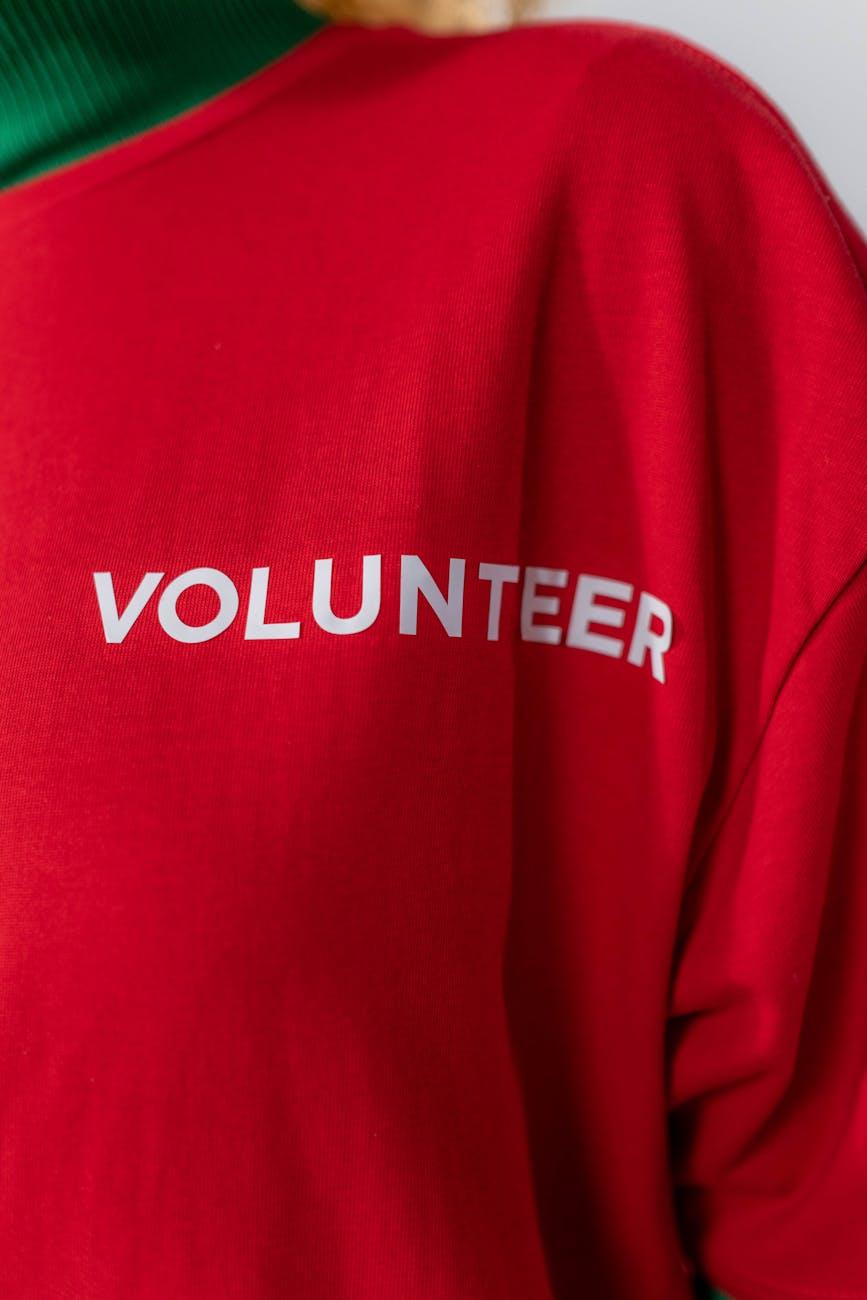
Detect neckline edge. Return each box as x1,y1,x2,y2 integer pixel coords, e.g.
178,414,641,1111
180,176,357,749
0,18,342,232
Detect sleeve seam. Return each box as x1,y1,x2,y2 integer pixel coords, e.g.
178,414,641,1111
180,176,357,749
684,555,867,892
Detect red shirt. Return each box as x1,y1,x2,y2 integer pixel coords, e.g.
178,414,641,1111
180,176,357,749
1,19,865,1300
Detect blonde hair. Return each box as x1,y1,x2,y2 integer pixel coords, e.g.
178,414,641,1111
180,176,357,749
295,0,540,35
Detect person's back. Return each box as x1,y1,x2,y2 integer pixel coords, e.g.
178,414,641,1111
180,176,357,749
0,9,865,1300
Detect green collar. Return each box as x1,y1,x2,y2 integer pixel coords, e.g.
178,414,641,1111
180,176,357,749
0,0,328,188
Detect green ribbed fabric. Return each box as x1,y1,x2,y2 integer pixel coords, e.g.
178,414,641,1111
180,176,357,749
0,0,328,187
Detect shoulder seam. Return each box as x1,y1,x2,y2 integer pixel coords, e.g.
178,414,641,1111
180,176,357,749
558,20,866,285
623,28,867,280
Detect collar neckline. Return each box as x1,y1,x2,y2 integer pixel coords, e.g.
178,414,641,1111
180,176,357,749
0,0,328,189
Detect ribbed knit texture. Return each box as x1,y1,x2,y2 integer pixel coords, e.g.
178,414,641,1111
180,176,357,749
0,0,327,186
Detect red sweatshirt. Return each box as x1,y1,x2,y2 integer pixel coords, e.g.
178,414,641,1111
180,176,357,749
0,18,865,1300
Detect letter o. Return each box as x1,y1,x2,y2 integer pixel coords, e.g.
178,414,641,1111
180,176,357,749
158,568,239,643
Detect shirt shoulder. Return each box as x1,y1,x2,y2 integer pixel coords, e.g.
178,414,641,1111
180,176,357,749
482,20,814,156
455,18,864,253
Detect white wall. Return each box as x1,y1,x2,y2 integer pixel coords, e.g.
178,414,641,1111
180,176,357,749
538,0,867,234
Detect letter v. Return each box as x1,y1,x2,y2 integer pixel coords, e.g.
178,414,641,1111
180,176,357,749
93,572,165,643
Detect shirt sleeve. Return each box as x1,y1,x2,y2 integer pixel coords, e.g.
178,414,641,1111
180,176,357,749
587,31,867,1300
561,30,867,1295
668,561,867,1300
648,46,867,1291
